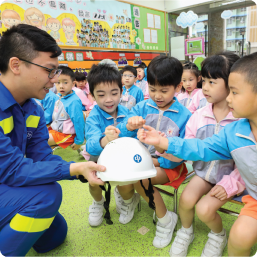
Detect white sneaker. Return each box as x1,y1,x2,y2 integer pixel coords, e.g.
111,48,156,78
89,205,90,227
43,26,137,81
88,199,105,226
170,227,194,257
114,187,124,214
201,230,227,257
119,193,140,224
153,211,178,248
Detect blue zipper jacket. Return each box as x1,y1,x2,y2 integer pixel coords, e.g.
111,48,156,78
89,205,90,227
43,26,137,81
166,118,257,200
37,91,59,125
85,104,129,156
120,85,144,110
51,91,85,145
118,98,192,169
0,82,73,187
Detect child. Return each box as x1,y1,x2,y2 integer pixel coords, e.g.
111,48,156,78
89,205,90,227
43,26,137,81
84,63,140,227
74,72,94,104
118,55,192,249
177,62,202,108
120,66,144,110
136,63,149,100
137,52,249,257
36,90,59,125
48,66,84,150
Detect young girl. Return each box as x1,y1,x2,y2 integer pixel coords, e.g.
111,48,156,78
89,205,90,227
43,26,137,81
138,52,244,257
177,62,202,108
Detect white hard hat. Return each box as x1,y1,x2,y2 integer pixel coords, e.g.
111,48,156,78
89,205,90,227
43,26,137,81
97,137,157,186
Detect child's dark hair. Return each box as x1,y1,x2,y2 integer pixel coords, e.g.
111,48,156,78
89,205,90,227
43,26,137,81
181,62,202,92
88,64,122,96
75,72,86,82
230,52,257,93
137,62,147,69
121,65,137,77
201,51,240,88
147,55,183,87
58,65,75,81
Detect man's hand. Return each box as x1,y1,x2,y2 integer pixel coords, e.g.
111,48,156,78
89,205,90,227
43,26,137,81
71,143,81,151
105,126,120,142
70,162,106,186
126,116,146,131
210,185,228,201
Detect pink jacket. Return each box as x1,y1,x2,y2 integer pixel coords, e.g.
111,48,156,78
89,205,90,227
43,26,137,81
79,82,90,95
188,89,209,114
177,88,200,108
217,168,246,198
72,87,92,111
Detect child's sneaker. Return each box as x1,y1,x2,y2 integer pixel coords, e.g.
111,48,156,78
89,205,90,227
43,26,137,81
153,211,178,248
119,193,140,224
201,229,227,257
114,186,124,214
88,198,105,226
170,227,194,257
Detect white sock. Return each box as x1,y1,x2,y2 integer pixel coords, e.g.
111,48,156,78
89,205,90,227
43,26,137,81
158,210,171,225
124,196,133,204
212,228,225,236
95,196,104,204
182,224,193,233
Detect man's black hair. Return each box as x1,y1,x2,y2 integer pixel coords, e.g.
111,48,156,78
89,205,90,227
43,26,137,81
147,55,183,87
75,72,86,81
0,24,61,74
121,65,137,77
87,64,122,96
201,51,240,88
230,52,257,93
58,66,75,82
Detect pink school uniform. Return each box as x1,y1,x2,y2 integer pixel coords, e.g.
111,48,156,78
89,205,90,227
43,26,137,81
177,88,201,108
72,87,92,111
188,89,209,114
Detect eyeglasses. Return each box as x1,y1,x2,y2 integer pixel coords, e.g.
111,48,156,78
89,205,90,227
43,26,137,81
19,58,62,79
122,74,136,78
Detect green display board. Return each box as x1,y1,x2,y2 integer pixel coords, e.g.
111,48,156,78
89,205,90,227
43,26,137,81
130,4,166,51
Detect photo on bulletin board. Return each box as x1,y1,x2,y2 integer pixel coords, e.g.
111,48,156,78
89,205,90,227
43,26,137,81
154,15,161,29
143,28,151,43
185,37,205,56
147,13,154,28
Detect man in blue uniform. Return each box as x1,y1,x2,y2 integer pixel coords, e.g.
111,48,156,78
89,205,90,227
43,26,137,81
0,24,105,256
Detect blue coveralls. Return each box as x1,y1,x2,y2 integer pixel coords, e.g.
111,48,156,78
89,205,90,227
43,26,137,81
0,82,75,256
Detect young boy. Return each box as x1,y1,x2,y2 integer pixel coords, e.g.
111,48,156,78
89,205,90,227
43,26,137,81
120,65,144,110
136,53,257,257
48,66,84,151
136,63,149,100
36,90,59,125
84,63,140,227
118,55,192,249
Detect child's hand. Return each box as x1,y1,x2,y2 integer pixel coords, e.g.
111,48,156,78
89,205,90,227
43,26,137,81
137,125,162,146
105,126,120,142
210,185,228,201
71,143,81,151
126,116,145,131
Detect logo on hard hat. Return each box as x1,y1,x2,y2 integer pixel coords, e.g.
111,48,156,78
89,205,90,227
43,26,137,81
134,154,142,163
